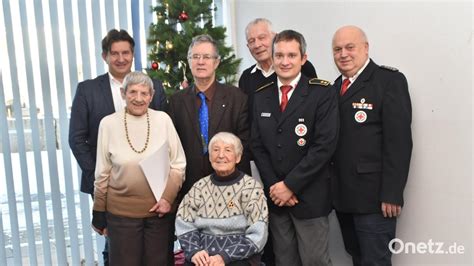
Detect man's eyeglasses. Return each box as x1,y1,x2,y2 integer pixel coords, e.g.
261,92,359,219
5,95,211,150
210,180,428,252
188,54,218,61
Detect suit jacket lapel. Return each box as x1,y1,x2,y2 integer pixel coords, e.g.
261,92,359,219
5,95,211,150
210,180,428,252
264,83,281,123
340,60,377,103
99,74,115,112
278,77,308,126
182,86,202,140
209,83,226,136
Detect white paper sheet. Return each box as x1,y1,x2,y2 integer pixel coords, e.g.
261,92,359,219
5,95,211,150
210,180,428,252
139,142,170,201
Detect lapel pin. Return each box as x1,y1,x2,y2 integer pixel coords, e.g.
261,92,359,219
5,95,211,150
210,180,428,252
354,110,367,123
295,124,307,137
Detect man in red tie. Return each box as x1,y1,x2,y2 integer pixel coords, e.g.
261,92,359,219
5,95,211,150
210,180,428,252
331,25,412,266
251,30,338,266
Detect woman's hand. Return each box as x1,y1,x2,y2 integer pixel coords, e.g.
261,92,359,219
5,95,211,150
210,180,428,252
92,225,108,236
149,198,171,217
209,254,225,266
191,250,210,266
91,210,107,235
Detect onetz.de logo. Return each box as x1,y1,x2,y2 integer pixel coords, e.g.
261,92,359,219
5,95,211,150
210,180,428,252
389,238,465,255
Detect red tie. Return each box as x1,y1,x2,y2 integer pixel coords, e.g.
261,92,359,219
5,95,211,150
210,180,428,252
280,85,292,112
340,78,351,96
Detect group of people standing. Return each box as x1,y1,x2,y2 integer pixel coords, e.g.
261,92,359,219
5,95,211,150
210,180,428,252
69,17,412,266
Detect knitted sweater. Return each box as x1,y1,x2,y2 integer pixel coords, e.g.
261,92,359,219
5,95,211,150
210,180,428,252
93,109,186,218
176,171,268,264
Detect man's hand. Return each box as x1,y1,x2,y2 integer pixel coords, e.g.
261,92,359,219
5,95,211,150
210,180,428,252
381,202,402,218
149,198,171,217
191,250,210,266
269,181,294,207
209,254,225,266
284,195,299,207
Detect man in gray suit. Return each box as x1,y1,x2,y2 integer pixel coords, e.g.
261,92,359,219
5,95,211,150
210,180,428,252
68,29,166,265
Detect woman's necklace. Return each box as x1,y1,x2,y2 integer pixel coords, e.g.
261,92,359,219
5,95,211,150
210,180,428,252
124,109,150,153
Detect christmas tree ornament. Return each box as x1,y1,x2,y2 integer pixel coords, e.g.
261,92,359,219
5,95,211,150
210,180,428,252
165,41,173,50
178,11,189,22
151,62,159,70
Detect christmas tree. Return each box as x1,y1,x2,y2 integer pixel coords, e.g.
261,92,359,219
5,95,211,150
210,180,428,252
147,0,241,95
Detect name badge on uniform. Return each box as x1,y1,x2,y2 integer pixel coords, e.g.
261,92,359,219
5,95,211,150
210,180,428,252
352,98,373,110
261,112,271,117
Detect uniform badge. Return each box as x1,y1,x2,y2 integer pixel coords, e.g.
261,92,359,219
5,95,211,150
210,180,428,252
297,138,306,146
354,110,367,123
261,112,271,117
352,98,373,110
295,124,307,137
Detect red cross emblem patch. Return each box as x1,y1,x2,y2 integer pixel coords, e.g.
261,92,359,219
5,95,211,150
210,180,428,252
295,124,307,137
354,111,367,123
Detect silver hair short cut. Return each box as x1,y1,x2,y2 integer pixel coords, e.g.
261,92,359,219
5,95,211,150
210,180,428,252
122,71,154,94
187,34,221,59
208,132,243,158
272,29,307,57
245,18,273,39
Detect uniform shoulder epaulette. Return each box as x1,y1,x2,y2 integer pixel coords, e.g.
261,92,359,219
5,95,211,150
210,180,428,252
256,81,274,92
380,65,399,72
308,78,331,87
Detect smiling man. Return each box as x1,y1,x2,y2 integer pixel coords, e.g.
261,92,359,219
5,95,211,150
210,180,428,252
167,34,250,202
239,18,318,125
251,30,338,266
331,25,412,266
68,29,167,265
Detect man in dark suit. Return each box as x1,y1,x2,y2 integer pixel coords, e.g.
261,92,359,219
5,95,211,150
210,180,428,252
68,29,167,265
331,25,412,266
239,18,317,124
168,34,250,200
239,18,319,266
251,30,338,266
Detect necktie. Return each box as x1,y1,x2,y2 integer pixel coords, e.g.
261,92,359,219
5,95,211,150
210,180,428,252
280,85,292,112
340,78,351,96
198,92,209,154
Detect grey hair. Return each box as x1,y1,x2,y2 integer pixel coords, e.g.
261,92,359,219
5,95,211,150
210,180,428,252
272,29,307,57
122,71,154,94
187,34,220,59
208,132,243,158
245,18,273,39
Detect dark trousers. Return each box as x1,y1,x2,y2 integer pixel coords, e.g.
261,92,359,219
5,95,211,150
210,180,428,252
270,211,332,266
261,229,275,266
106,212,173,266
336,212,397,266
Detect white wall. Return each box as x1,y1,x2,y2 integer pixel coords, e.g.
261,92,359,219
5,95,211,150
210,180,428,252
233,1,473,265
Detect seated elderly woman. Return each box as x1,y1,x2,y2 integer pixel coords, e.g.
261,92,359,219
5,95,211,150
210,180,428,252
91,71,186,265
176,132,268,266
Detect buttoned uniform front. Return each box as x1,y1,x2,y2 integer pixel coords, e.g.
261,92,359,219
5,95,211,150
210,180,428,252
251,75,339,219
168,82,250,201
69,73,167,195
332,59,412,214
